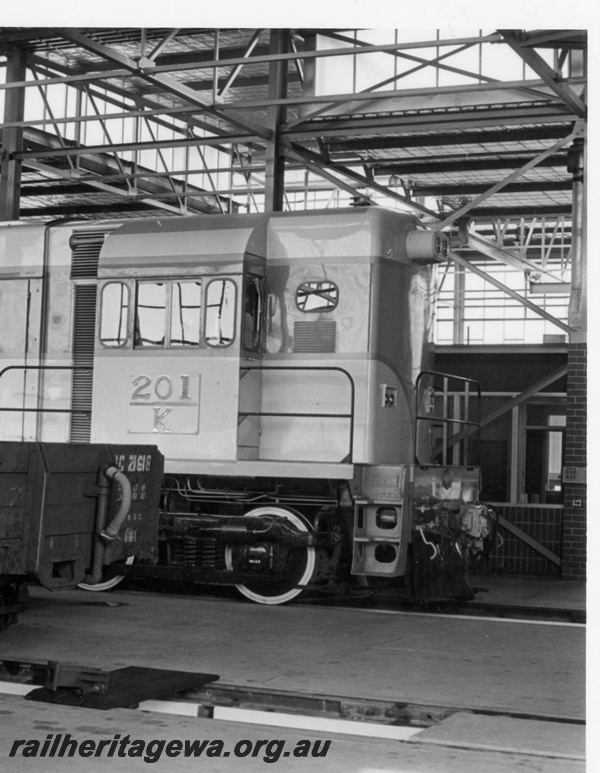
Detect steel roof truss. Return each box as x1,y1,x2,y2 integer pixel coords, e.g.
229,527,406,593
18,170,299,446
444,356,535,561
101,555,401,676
24,160,184,215
187,127,226,214
436,123,583,229
29,66,77,177
284,147,365,202
55,28,271,140
286,142,441,219
141,117,186,211
499,29,587,118
60,32,506,75
289,36,304,86
203,76,584,113
27,54,251,147
217,30,263,100
316,31,552,114
287,40,481,128
15,132,257,160
146,29,182,62
327,126,572,153
83,85,134,192
466,231,564,284
448,249,573,334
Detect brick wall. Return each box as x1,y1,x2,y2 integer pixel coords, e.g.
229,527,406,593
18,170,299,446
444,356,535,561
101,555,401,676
562,342,587,580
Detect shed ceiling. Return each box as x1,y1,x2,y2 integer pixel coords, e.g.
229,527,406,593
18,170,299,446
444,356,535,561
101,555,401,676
0,27,587,224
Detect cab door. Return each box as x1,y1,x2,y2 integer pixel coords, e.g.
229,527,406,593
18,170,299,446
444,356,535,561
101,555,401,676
238,273,266,460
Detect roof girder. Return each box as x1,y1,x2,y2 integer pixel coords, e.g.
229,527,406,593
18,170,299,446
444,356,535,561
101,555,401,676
0,27,585,229
55,28,272,140
499,29,586,118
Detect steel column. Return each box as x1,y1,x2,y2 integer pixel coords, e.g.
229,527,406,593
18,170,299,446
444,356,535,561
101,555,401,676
0,45,27,221
452,264,466,345
264,30,289,212
567,137,585,337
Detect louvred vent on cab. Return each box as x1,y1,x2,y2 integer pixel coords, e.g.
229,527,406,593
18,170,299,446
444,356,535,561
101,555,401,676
69,285,97,442
69,230,109,278
293,321,337,353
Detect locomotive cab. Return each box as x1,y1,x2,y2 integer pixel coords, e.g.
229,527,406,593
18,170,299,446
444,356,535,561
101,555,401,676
90,210,414,479
90,214,269,469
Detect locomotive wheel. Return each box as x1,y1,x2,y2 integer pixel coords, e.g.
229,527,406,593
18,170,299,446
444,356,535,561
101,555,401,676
224,506,316,606
77,555,135,592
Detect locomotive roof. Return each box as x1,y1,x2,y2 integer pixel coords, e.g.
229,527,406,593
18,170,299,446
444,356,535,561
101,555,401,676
98,211,268,277
96,207,424,276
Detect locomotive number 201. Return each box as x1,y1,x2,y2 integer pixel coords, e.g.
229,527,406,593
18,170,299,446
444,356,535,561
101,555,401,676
127,373,200,435
131,374,192,403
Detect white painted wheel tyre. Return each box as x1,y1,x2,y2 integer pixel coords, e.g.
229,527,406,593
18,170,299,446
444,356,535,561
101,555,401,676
77,555,135,592
224,506,316,605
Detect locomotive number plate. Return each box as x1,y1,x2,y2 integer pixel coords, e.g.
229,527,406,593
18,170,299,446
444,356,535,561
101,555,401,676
127,373,200,435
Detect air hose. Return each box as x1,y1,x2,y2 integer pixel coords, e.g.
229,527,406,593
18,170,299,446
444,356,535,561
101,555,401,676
100,466,133,541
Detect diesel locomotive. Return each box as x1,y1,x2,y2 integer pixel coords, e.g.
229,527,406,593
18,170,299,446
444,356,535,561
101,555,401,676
0,207,493,606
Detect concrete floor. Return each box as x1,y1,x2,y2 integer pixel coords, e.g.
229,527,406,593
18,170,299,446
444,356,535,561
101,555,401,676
468,574,586,611
0,579,587,772
0,693,585,773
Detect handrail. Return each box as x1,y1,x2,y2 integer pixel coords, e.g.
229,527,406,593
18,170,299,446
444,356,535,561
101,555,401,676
415,369,482,466
0,364,92,415
240,365,356,463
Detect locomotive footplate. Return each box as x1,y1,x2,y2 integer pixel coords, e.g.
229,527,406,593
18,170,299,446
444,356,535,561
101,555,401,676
19,660,219,710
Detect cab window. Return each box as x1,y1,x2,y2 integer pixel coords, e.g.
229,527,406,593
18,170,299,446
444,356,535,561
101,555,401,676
135,282,166,347
100,282,129,347
205,279,236,347
171,281,202,346
296,280,339,312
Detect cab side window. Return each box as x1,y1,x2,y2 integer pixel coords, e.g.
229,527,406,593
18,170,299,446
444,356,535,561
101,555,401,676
100,282,129,347
171,281,202,346
135,282,167,347
296,280,339,312
205,279,236,347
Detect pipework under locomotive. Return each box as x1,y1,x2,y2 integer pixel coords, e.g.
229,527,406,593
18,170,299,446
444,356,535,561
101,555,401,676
0,207,494,605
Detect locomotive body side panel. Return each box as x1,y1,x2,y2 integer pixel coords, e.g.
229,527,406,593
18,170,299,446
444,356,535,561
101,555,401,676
367,256,435,464
0,223,79,443
37,225,83,443
0,222,46,278
93,346,242,461
257,208,435,469
0,223,46,441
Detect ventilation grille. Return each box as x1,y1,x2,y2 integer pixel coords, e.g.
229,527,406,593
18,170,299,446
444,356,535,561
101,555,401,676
70,285,97,442
70,230,108,279
293,321,337,353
